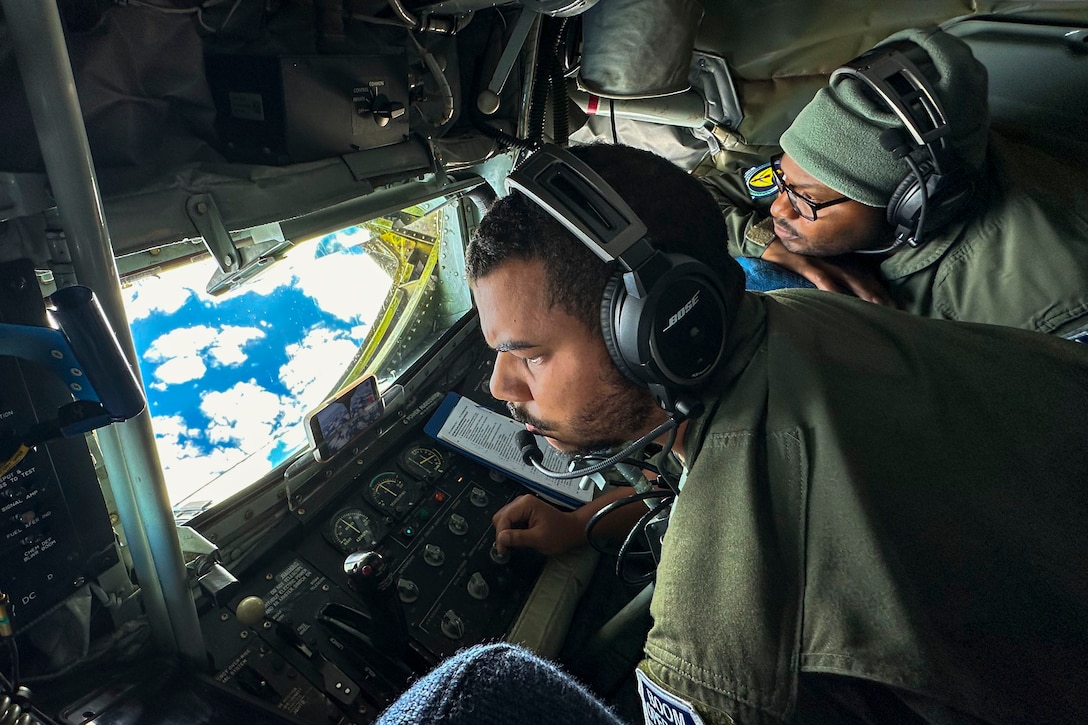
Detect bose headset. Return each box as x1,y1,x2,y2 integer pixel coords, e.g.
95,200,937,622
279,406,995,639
830,40,977,249
504,144,728,419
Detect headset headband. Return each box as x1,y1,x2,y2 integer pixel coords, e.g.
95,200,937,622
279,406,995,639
506,145,657,276
830,44,952,174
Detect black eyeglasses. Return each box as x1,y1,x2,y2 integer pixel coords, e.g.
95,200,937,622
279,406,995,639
770,154,851,221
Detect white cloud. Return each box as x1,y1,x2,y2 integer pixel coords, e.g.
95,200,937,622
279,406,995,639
122,229,402,507
208,326,266,366
153,355,208,386
201,380,286,450
121,259,210,322
279,328,362,409
296,251,391,323
142,323,264,387
144,325,219,362
149,413,248,503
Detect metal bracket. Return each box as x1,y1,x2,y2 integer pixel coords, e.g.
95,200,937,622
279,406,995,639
186,192,292,295
186,193,238,274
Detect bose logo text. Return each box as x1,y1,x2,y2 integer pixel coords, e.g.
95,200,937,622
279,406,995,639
663,291,700,333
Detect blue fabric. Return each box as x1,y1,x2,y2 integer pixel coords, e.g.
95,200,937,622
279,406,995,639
737,256,815,292
375,643,628,725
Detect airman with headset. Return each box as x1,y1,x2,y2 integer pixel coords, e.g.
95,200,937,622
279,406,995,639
710,27,1088,342
374,125,1088,722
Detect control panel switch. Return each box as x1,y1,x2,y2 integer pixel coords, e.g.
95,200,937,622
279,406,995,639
423,544,446,566
448,513,468,536
397,578,420,603
467,572,490,600
440,610,465,640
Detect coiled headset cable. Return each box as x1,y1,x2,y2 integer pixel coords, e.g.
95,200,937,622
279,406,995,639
1,593,60,725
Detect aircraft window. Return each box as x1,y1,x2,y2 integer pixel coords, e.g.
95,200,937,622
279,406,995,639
119,195,471,520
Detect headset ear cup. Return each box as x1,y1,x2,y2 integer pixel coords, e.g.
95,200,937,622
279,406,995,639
886,173,922,234
600,273,642,385
925,168,976,231
887,165,975,240
602,257,729,393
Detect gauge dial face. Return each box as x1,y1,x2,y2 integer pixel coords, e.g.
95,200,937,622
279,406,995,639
328,508,380,553
368,471,413,516
399,443,449,481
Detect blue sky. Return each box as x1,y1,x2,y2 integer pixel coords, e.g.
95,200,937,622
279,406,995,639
122,229,391,507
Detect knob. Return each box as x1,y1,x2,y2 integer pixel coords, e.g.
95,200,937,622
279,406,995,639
370,95,406,127
467,572,489,600
477,89,500,116
344,550,400,605
489,542,510,565
235,595,267,627
448,513,468,536
440,610,465,640
397,578,420,604
469,487,490,508
423,544,445,566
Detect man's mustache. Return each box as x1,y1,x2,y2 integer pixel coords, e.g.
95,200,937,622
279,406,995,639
507,403,548,430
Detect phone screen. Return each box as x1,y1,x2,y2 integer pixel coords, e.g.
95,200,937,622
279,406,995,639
304,375,384,461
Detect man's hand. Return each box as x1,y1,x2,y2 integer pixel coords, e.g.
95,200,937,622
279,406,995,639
760,239,895,306
492,494,588,556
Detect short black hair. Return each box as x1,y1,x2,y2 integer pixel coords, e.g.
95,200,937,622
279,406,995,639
466,144,746,333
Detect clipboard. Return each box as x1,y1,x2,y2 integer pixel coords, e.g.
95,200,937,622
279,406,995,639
423,392,594,509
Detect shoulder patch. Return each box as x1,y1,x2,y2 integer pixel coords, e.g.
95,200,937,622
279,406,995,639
743,162,777,200
636,669,707,725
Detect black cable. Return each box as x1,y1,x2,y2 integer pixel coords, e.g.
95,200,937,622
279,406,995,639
0,638,58,725
615,494,674,585
549,18,570,146
476,121,540,152
570,456,662,479
651,425,680,496
609,99,619,144
584,489,673,556
525,16,563,145
902,153,929,245
524,415,679,480
5,638,17,691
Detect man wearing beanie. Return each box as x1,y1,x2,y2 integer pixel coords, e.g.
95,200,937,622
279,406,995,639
714,26,1088,341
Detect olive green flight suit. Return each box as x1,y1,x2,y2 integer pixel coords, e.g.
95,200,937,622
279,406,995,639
639,290,1088,724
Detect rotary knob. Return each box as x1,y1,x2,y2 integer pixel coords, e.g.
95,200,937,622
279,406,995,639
423,543,445,566
354,89,406,127
489,542,510,565
467,572,490,600
370,94,406,127
397,578,420,603
440,610,465,640
469,487,490,508
448,513,468,536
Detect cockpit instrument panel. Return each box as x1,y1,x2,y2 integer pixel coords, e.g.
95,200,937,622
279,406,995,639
202,433,546,723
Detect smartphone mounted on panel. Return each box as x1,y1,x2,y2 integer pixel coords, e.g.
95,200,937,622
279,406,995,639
305,374,384,461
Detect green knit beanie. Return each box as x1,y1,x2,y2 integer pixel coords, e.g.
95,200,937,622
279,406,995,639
779,27,990,207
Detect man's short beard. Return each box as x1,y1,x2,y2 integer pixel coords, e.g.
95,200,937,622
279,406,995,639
507,372,660,457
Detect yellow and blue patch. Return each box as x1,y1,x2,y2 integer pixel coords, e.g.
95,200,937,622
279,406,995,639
744,162,777,200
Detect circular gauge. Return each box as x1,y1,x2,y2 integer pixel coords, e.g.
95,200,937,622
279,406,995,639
328,508,380,553
368,472,412,516
399,443,450,481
